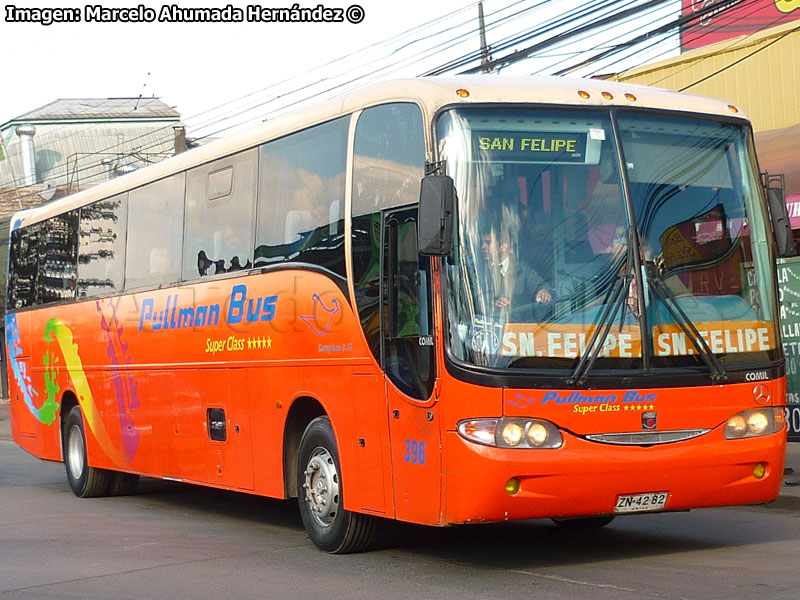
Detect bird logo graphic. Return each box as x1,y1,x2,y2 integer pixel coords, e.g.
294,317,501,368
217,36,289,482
776,0,800,13
301,294,340,336
508,393,537,409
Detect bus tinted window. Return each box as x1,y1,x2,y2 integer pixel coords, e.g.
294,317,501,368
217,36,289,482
255,117,348,277
36,212,79,305
8,224,40,309
352,103,425,360
78,194,127,298
184,149,257,279
126,174,185,291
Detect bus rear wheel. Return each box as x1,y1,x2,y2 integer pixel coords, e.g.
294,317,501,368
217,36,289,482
63,406,112,498
297,417,376,553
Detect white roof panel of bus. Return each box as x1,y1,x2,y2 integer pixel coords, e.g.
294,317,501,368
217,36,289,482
10,75,747,230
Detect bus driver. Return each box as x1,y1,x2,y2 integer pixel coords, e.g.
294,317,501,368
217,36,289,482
480,220,553,320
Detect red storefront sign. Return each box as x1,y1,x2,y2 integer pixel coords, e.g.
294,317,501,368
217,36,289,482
681,0,800,51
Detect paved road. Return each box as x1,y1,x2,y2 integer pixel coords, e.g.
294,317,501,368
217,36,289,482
2,439,800,600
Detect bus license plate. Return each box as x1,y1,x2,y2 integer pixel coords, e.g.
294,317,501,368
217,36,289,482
614,492,668,514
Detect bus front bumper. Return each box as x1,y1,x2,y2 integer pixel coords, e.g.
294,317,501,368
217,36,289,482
441,428,786,525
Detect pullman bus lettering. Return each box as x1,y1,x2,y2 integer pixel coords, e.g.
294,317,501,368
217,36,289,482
137,285,277,332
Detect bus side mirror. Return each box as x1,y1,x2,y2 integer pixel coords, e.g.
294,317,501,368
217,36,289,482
767,186,796,257
418,174,455,256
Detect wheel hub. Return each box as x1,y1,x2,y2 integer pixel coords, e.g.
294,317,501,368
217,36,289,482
302,447,340,527
67,424,85,480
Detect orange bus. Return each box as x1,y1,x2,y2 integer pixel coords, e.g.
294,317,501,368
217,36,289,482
5,77,788,553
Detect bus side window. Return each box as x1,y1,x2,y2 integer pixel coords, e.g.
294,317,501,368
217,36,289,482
383,210,434,400
352,102,426,366
254,117,348,278
36,212,78,305
183,149,257,280
126,173,185,291
8,224,41,309
77,194,127,298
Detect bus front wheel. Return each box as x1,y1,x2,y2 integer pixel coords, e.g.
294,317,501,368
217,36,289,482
63,406,112,498
297,417,376,553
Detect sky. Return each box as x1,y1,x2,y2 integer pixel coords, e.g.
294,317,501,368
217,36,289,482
1,0,479,130
1,0,680,137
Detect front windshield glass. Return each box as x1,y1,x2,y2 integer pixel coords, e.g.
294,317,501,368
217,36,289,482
619,112,777,369
439,107,778,374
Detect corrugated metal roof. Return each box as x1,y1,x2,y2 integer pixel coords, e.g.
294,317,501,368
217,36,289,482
8,97,180,123
755,124,800,195
0,121,177,189
610,20,800,133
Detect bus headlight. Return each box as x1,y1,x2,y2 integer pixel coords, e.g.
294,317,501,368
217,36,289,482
747,412,769,435
724,415,747,438
527,422,549,447
501,422,525,446
458,418,563,449
724,408,784,439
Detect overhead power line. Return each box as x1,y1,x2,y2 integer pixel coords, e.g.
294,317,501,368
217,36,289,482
456,0,673,75
552,0,756,76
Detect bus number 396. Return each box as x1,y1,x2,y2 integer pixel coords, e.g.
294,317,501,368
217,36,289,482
404,439,426,465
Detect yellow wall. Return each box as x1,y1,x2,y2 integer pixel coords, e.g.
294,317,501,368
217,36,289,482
611,21,800,134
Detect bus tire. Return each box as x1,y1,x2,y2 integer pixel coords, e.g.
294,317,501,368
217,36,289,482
551,515,615,529
63,406,112,498
108,472,140,496
297,416,376,553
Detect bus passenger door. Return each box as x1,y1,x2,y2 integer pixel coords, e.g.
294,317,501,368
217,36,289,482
383,208,441,525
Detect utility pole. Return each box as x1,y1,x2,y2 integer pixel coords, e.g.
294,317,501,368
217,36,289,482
479,1,491,73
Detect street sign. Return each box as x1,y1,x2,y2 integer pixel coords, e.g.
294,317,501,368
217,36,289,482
777,256,800,441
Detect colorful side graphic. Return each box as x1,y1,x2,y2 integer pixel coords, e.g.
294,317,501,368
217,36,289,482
6,305,140,466
96,299,140,463
6,314,56,425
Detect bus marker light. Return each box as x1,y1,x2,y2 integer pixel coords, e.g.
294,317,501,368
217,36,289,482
456,88,470,98
578,90,590,99
753,463,766,479
458,419,498,446
625,93,637,102
505,478,520,495
602,92,614,100
728,104,739,113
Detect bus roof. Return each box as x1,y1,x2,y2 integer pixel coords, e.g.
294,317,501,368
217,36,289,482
10,75,747,230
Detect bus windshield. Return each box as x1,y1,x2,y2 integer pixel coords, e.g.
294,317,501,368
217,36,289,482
439,107,778,375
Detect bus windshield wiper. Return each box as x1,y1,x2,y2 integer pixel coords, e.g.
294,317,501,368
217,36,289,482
645,263,726,381
568,259,632,386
